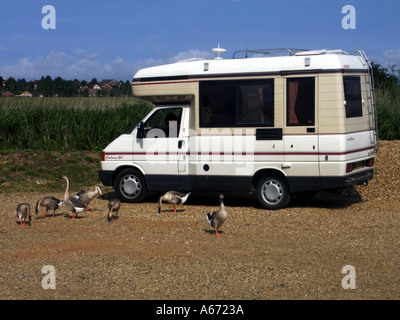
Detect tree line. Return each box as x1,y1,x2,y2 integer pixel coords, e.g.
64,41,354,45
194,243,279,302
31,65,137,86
0,62,398,97
0,75,133,97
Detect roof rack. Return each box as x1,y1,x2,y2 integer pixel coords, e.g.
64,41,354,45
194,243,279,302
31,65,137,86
232,48,309,59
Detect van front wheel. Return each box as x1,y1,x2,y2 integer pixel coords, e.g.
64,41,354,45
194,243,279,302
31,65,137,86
257,175,291,210
114,168,147,203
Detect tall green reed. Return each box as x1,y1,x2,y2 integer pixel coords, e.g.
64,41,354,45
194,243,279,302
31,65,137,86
376,86,400,140
0,97,152,151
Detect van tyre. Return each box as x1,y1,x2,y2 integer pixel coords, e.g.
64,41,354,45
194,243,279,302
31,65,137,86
114,168,147,203
257,175,291,210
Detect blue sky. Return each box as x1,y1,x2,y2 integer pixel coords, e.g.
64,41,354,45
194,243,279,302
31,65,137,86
0,0,399,81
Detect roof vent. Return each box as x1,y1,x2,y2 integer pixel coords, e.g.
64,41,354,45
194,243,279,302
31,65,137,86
211,44,226,60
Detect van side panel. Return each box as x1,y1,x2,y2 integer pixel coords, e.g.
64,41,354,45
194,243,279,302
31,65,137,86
99,50,377,203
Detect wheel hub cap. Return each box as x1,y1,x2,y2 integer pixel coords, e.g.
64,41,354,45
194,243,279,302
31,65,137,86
265,183,280,200
263,180,282,204
123,176,139,195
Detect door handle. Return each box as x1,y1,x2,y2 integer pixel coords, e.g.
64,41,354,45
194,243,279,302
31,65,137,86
178,140,184,149
282,163,291,169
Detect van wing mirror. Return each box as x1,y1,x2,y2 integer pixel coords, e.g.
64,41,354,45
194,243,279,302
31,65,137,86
137,121,145,139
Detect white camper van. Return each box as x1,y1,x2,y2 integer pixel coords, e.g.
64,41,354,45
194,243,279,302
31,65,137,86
99,48,378,209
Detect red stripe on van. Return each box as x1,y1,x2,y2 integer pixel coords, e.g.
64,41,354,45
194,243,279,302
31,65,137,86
104,146,374,157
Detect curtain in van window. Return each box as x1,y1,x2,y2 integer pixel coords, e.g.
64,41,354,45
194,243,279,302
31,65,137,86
287,78,315,126
287,80,300,125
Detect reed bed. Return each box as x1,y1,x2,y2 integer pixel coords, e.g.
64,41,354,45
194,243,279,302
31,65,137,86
0,97,152,151
0,87,399,152
376,86,400,140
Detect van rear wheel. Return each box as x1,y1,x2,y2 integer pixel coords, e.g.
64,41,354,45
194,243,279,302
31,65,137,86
257,175,291,210
114,168,147,203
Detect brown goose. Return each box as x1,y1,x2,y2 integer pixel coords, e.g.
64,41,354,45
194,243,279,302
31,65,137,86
107,198,121,222
158,191,191,213
75,184,103,207
16,203,31,226
60,174,87,220
206,194,228,237
35,196,63,218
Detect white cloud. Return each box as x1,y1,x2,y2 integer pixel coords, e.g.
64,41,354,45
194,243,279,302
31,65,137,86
167,49,214,63
0,48,217,81
74,49,100,60
371,49,400,69
0,51,101,80
382,49,400,66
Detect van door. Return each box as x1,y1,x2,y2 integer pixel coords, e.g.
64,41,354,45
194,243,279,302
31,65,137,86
283,76,320,192
177,107,190,189
134,106,185,191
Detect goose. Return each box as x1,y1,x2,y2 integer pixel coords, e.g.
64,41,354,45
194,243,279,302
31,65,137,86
35,196,63,218
16,203,31,226
158,191,191,213
206,194,228,237
75,184,103,207
60,174,87,220
107,198,121,222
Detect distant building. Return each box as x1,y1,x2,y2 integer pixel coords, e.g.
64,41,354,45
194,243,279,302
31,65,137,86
17,91,33,97
101,79,120,87
88,88,98,97
2,91,15,97
102,83,112,90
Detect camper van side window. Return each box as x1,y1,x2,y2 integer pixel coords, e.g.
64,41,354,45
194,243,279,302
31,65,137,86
287,77,315,126
343,76,362,118
199,80,274,127
237,81,274,126
200,81,236,126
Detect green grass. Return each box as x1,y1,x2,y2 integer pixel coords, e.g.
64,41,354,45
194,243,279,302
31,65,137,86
376,86,400,140
0,86,399,153
0,97,153,193
0,97,153,151
0,150,104,193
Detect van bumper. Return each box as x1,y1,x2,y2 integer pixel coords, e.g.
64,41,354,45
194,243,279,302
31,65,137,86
98,170,114,186
344,169,378,186
288,169,377,192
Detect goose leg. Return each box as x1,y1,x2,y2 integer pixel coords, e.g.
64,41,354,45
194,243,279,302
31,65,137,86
173,205,177,213
70,212,75,220
51,210,56,218
215,227,221,237
42,210,47,218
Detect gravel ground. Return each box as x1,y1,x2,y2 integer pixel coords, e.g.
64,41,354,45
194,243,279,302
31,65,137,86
1,140,399,300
